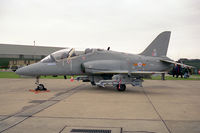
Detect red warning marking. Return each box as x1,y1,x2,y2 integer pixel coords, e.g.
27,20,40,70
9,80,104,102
29,89,50,94
118,79,122,89
70,76,74,82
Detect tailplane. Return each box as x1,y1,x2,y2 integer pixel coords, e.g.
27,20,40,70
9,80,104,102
140,31,171,57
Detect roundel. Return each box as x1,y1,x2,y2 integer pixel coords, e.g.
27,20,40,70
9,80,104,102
138,62,142,67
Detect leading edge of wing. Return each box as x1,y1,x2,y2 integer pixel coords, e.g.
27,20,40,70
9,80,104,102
160,59,194,68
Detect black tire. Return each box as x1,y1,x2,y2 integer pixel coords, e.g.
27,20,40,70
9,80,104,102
42,87,47,91
35,84,47,91
90,81,96,86
116,84,126,91
35,87,40,91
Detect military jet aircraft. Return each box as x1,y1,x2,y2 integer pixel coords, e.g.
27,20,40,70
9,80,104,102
16,31,191,91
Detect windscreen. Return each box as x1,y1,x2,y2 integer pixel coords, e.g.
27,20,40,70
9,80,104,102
41,48,70,63
41,48,101,63
52,49,71,60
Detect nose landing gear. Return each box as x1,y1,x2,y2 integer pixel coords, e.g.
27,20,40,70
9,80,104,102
35,77,47,91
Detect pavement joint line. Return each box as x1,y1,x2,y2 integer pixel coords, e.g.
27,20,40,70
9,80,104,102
48,85,85,101
0,85,83,122
123,131,155,133
0,84,84,133
165,120,200,122
0,116,29,133
31,116,162,121
142,88,172,133
59,125,68,133
0,116,12,121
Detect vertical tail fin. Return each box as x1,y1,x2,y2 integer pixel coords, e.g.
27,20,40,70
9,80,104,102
140,31,171,57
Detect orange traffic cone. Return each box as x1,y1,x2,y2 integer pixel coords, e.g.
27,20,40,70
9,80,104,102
70,76,74,82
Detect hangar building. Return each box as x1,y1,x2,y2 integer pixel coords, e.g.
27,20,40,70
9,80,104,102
0,44,65,69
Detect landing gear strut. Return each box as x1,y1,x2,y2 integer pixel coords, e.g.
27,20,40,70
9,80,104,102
116,84,126,91
35,77,47,91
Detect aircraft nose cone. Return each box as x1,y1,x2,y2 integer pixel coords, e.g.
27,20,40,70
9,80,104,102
15,62,46,76
15,66,28,75
15,63,40,76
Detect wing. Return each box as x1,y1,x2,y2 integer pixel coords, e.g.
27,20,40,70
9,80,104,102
160,59,194,68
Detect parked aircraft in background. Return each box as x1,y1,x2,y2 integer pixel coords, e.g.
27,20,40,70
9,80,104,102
16,31,192,91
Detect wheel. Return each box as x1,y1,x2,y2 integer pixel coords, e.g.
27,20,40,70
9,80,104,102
116,84,126,91
35,84,47,91
90,81,96,86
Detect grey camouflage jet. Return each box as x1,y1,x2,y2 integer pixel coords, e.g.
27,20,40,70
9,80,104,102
16,31,191,91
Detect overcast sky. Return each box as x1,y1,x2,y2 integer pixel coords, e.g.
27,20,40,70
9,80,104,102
0,0,199,60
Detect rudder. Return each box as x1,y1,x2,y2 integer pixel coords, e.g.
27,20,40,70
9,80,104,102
140,31,171,57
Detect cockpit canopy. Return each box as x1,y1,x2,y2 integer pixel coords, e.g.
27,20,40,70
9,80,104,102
52,48,75,60
41,48,104,63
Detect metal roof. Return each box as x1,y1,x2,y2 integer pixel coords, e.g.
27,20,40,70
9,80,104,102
0,44,66,56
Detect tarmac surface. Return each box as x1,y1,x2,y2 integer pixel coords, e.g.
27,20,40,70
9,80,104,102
0,78,200,133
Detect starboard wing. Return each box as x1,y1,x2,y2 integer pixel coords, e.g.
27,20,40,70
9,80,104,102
160,59,194,68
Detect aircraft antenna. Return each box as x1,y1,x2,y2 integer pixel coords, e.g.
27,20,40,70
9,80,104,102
33,41,36,63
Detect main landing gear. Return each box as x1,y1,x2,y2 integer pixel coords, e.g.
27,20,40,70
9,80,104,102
116,84,126,91
35,77,47,91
